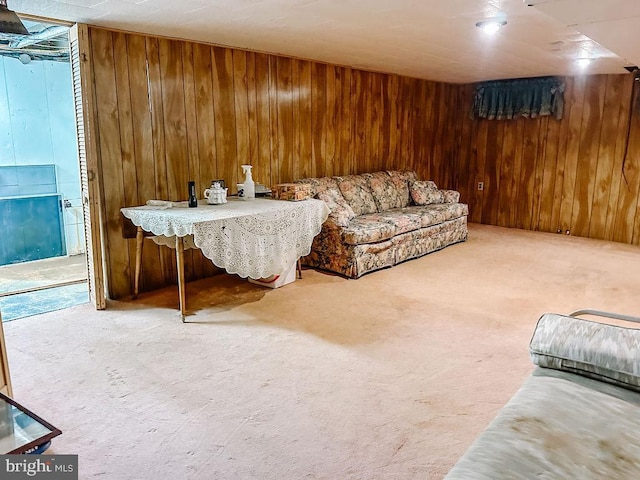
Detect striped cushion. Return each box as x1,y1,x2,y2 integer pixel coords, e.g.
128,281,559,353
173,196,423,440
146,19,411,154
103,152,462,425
530,313,640,392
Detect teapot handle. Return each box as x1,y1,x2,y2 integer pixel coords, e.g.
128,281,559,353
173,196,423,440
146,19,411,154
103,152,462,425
203,188,211,199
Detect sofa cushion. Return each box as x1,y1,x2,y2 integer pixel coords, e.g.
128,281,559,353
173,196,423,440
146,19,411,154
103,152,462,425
336,175,378,216
376,212,422,235
365,171,411,211
444,368,640,480
295,176,339,197
342,217,398,245
410,180,444,205
387,170,418,185
442,189,460,203
401,203,469,228
316,188,356,228
530,313,640,392
341,212,423,245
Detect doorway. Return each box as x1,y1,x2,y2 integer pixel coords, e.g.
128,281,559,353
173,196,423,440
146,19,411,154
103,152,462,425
0,18,88,321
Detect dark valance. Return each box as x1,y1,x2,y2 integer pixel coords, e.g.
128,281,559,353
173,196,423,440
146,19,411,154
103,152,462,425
473,76,565,120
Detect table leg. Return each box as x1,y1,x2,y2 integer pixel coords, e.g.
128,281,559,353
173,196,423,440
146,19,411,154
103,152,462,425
133,227,144,299
175,236,186,322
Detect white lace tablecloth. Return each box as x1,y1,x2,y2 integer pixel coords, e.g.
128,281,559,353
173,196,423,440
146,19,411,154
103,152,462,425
121,198,329,279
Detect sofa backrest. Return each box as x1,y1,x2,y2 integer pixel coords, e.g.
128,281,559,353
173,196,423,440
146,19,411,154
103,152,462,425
364,171,414,211
296,170,418,215
334,174,378,215
294,176,340,197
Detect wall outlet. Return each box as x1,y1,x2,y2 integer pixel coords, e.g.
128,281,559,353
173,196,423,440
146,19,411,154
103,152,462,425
477,182,484,191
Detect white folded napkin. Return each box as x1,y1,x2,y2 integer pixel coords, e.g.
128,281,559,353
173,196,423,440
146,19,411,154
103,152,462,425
146,200,174,208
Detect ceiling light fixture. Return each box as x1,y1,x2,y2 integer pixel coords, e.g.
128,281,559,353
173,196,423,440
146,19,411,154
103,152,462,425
576,58,592,68
476,19,507,35
0,0,27,35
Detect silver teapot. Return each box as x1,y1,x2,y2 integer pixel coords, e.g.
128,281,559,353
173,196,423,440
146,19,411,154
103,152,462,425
204,181,228,205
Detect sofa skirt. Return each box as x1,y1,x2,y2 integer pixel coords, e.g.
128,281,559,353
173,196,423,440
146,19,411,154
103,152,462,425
303,216,468,278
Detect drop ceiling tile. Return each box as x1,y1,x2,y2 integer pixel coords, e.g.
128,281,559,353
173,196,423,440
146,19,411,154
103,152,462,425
15,0,633,82
578,18,640,66
532,0,640,26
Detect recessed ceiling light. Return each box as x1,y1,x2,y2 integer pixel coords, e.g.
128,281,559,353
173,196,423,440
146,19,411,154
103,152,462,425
476,20,507,35
576,58,592,68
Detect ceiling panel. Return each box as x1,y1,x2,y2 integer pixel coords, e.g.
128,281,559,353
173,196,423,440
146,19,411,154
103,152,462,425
528,0,640,26
11,0,637,83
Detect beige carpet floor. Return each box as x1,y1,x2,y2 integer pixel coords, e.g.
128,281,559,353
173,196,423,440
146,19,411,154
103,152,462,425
6,224,640,479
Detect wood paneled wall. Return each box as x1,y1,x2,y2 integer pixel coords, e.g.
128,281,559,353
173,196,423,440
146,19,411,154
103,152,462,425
87,27,459,299
89,27,640,301
451,74,640,245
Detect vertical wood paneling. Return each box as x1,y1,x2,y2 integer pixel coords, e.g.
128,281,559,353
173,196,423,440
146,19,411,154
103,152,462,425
379,73,392,175
470,120,488,224
509,120,525,228
604,78,634,241
369,73,382,172
571,75,607,237
589,75,625,239
481,121,500,225
311,62,327,178
431,82,447,185
112,33,138,291
537,117,560,232
290,59,302,180
233,50,250,170
454,74,640,248
516,120,540,230
181,41,204,278
455,86,474,210
388,74,401,172
531,116,549,231
211,47,238,191
558,75,587,233
159,39,188,202
334,67,349,175
126,34,164,289
246,52,259,169
297,60,313,179
146,38,168,201
254,53,272,186
549,79,574,233
89,26,640,299
496,117,517,227
92,28,461,298
91,29,131,299
276,56,294,183
324,65,337,177
145,36,173,286
340,67,354,175
614,80,640,244
399,77,414,174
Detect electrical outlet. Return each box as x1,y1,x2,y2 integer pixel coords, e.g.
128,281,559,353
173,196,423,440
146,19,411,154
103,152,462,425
477,182,484,191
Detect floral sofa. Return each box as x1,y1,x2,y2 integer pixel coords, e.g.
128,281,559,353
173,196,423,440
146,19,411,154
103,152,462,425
446,310,640,479
295,170,468,278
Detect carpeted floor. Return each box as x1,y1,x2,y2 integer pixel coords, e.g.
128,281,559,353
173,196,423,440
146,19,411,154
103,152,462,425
5,224,640,479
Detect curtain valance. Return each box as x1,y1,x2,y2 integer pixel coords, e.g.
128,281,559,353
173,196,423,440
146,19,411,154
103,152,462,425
473,76,565,120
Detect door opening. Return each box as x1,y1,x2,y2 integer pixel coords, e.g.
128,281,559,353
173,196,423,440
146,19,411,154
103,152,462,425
0,17,90,320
